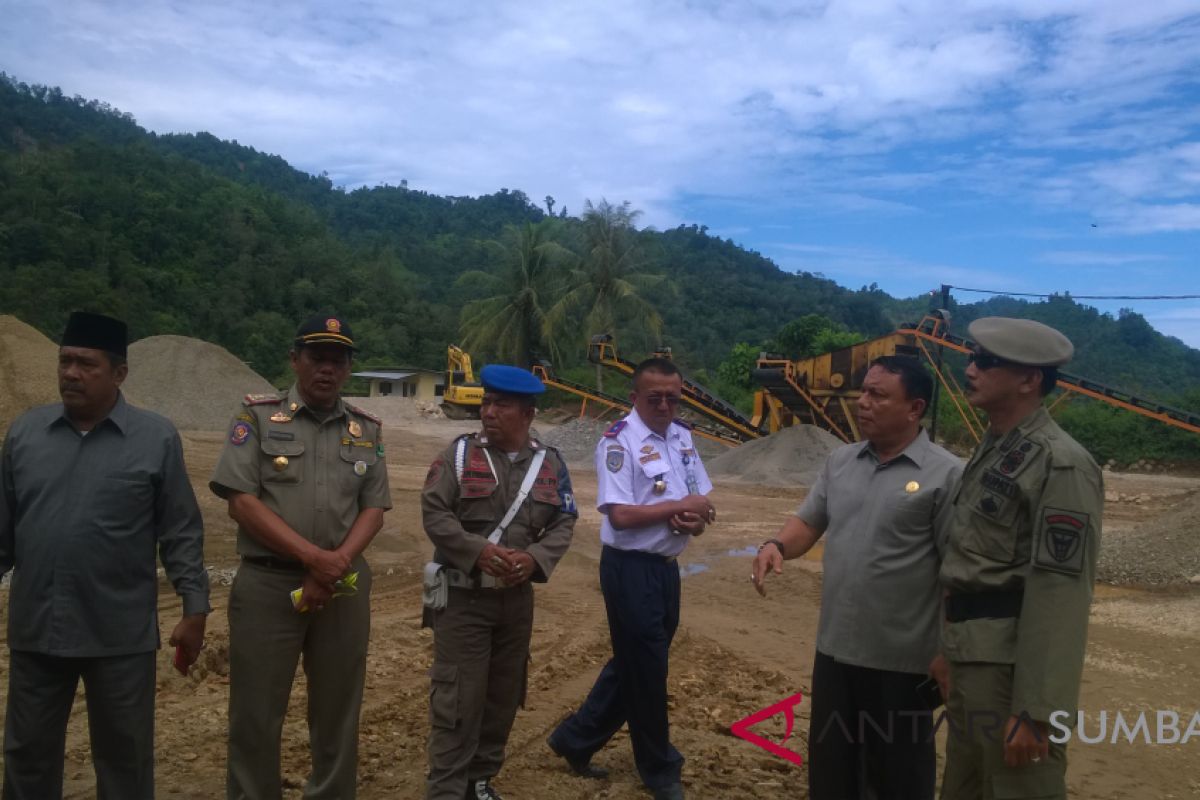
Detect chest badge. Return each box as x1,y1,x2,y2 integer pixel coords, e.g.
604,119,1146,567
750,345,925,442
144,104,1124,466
653,476,667,494
273,456,289,471
905,481,920,494
348,420,363,438
353,460,368,477
270,412,293,424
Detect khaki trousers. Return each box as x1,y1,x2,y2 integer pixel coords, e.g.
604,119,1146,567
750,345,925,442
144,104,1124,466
426,584,533,800
941,661,1067,800
226,559,371,800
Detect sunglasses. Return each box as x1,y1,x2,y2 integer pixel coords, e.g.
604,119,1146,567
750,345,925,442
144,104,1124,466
643,393,682,407
967,350,1016,370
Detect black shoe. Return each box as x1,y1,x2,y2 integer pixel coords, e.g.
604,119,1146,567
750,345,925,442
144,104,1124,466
547,734,610,780
466,778,505,800
652,783,685,800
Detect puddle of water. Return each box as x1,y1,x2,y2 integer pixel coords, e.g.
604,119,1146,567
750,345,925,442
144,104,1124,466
727,545,758,557
679,563,711,578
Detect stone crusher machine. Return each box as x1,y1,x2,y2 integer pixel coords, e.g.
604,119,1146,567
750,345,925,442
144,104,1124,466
751,311,1200,444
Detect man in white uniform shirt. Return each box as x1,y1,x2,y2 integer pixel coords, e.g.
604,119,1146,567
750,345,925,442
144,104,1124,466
548,358,715,800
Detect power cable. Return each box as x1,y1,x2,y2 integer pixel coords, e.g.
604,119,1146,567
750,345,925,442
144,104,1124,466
949,286,1200,301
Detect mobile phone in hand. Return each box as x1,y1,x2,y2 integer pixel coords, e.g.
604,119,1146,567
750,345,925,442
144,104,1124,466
173,644,188,676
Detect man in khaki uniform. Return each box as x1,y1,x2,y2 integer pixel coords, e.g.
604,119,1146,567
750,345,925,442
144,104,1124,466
421,365,577,800
939,317,1103,800
210,315,392,800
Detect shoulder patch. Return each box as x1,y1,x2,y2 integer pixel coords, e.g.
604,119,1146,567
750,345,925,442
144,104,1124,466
605,446,625,473
424,458,444,489
243,393,281,406
672,417,692,430
345,402,382,425
602,420,628,438
229,421,252,446
1035,507,1088,575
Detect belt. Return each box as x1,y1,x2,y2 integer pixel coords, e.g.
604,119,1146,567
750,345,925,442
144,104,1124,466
945,590,1024,623
442,567,519,590
602,545,678,564
242,555,305,572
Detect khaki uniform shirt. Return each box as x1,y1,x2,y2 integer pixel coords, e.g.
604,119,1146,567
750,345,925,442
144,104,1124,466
209,386,392,556
421,433,577,581
797,429,963,675
940,406,1103,721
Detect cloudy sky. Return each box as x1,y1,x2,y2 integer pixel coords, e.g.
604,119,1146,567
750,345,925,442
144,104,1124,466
4,1,1199,344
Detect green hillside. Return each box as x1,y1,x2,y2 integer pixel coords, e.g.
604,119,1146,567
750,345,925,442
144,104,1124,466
1,73,1197,462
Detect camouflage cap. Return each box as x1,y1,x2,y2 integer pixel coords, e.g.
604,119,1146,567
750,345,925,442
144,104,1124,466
967,317,1073,367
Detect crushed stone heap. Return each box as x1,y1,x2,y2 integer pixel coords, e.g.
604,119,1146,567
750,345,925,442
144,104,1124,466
1098,491,1200,586
706,424,843,487
122,335,275,431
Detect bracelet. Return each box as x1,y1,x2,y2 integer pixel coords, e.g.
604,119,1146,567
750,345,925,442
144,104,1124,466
758,538,786,557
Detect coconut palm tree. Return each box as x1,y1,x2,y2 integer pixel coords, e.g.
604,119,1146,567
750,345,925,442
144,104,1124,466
458,219,570,368
546,199,666,391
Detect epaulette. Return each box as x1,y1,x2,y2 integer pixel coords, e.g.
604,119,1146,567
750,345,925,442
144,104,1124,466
602,420,627,438
672,417,692,430
345,402,382,425
243,393,282,406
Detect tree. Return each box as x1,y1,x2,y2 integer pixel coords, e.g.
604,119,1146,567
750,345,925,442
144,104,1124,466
547,199,666,390
772,313,864,358
458,219,569,367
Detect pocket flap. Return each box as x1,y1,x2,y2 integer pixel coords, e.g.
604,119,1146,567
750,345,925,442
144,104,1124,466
429,662,458,683
260,438,306,457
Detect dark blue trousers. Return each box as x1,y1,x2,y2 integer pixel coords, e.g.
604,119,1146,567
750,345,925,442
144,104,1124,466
550,545,684,790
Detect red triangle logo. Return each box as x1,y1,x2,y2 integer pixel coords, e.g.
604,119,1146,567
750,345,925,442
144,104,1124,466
729,692,805,766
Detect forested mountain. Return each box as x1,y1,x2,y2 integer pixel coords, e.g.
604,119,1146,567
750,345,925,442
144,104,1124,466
1,73,1197,461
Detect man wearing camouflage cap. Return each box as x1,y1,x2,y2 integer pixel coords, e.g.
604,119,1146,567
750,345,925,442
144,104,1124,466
210,315,392,799
938,317,1103,800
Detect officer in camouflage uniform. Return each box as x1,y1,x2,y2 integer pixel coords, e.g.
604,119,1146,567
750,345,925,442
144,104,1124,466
939,317,1103,800
421,365,578,800
210,315,392,800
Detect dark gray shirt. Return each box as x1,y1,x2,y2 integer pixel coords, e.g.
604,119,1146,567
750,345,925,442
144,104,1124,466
797,429,962,674
0,394,210,657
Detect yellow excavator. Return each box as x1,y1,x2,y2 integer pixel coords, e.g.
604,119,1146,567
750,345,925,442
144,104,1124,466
441,345,484,419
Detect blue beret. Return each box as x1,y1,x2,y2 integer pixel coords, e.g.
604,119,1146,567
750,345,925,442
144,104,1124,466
480,364,546,395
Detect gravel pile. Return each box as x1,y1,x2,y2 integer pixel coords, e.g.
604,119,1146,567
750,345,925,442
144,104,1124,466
348,397,445,428
707,424,843,487
122,335,275,431
1098,491,1200,585
538,418,610,464
0,315,60,433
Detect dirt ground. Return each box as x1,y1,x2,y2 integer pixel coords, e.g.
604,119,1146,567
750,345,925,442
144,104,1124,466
2,415,1198,799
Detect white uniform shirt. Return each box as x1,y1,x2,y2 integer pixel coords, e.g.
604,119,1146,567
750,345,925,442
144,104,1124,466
594,409,714,557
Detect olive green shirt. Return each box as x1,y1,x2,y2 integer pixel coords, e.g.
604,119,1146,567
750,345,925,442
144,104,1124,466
796,429,963,674
421,433,577,581
209,385,392,557
940,405,1103,721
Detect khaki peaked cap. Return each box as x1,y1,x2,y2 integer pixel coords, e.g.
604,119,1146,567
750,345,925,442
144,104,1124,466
967,317,1074,367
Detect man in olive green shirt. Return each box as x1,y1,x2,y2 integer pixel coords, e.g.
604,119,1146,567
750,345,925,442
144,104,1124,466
753,356,962,799
939,317,1103,800
210,315,392,800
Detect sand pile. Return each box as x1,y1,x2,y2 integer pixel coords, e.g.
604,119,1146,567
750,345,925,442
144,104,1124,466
0,316,60,432
122,336,275,431
1098,491,1200,585
707,424,843,487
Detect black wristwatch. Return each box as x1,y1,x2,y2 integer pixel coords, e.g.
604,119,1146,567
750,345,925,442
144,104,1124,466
759,538,786,558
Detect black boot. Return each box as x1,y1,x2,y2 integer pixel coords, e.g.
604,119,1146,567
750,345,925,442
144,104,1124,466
547,734,610,779
466,778,505,800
